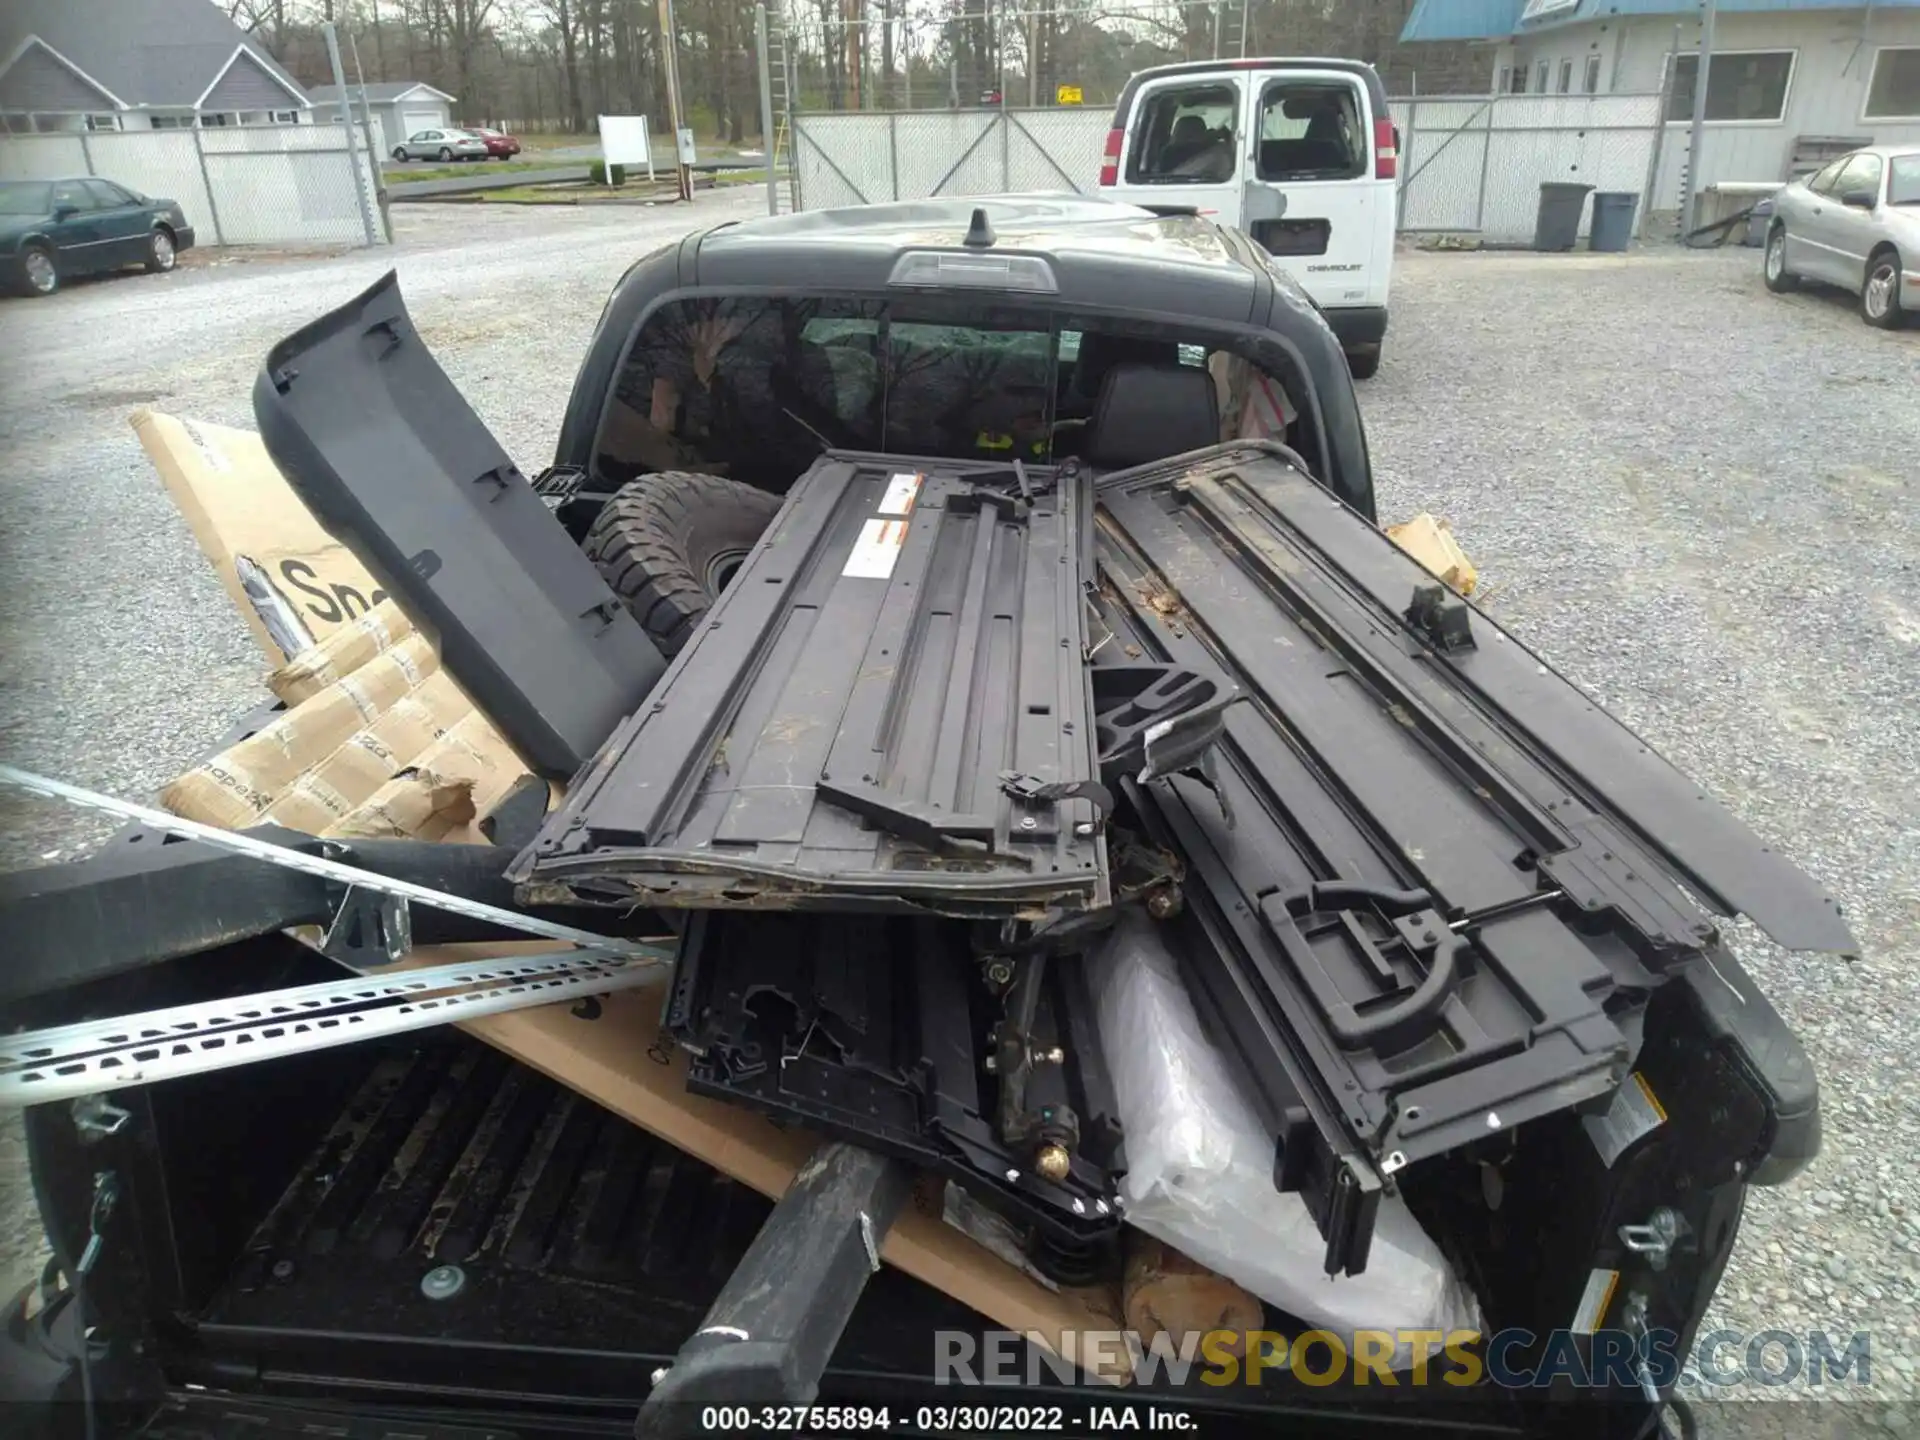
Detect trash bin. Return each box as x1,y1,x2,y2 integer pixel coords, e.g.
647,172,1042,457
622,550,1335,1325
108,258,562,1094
1745,197,1775,248
1534,181,1594,252
1588,191,1638,253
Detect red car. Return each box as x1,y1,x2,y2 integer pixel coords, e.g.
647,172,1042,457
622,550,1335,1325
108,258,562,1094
472,127,522,159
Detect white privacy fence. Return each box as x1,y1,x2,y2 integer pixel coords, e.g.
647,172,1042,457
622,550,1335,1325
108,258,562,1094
0,124,385,248
790,93,1668,244
1390,93,1666,241
793,109,1110,209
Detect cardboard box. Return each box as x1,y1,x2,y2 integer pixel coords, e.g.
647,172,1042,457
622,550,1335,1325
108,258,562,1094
270,600,418,705
1386,513,1479,597
133,410,393,659
161,633,440,828
259,672,464,834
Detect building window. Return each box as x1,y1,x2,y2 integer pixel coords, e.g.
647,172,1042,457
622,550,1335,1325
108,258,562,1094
149,113,194,129
1535,61,1550,94
1511,64,1528,95
1558,60,1573,94
201,112,233,127
85,113,121,131
1665,51,1795,123
1584,55,1603,94
1865,47,1920,120
1,112,33,134
1498,66,1511,94
272,109,300,123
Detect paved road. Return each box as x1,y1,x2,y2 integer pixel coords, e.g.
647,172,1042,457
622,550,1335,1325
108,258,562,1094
0,220,1915,1433
387,164,590,198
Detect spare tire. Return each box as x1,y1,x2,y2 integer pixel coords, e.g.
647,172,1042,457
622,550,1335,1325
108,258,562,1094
584,471,782,655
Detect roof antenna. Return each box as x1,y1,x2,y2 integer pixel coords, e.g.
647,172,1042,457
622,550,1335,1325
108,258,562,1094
963,207,997,248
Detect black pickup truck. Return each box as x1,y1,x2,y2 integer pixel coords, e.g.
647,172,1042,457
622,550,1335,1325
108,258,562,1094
0,196,1851,1440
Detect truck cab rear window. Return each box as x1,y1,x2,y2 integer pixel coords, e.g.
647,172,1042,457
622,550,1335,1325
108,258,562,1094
1256,80,1366,182
1125,83,1238,185
596,296,1319,490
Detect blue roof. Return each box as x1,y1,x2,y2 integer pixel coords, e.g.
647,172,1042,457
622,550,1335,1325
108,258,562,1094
1403,0,1920,43
1401,0,1526,42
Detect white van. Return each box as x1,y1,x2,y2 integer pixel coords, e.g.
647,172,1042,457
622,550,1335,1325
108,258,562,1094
1099,58,1399,378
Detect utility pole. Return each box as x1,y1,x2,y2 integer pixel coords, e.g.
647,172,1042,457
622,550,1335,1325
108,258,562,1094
656,0,693,201
1680,0,1717,234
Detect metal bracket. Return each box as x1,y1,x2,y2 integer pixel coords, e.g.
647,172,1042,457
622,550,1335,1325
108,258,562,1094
997,772,1114,824
321,885,413,968
1404,582,1475,652
71,1095,131,1142
1618,1206,1687,1271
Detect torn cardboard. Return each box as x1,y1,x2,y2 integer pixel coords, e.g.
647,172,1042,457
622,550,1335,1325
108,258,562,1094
133,410,392,659
161,633,440,828
271,599,418,705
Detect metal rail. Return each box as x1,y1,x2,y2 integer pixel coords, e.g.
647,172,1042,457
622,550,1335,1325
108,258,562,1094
0,949,666,1106
0,765,654,959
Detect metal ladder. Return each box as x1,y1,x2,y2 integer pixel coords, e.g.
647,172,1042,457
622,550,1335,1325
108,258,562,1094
1211,0,1253,58
764,4,799,213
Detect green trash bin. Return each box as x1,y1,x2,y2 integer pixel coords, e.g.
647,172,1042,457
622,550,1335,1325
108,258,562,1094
1534,181,1593,252
1589,191,1638,252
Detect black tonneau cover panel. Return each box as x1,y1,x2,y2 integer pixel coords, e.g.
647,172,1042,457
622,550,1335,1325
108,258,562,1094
1100,443,1854,956
1090,443,1856,1275
514,452,1107,914
254,271,668,780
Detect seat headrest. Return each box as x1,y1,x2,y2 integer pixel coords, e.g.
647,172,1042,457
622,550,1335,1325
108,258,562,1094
1085,362,1221,471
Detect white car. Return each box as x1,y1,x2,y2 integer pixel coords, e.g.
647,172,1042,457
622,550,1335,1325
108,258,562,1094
391,129,490,163
1764,145,1919,329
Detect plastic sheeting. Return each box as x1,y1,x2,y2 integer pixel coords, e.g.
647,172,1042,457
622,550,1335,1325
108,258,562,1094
1091,907,1481,1365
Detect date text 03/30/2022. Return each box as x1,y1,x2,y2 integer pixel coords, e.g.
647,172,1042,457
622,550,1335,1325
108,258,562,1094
697,1406,1196,1432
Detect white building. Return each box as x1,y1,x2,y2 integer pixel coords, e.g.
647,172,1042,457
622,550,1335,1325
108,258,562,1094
0,0,310,134
1401,0,1920,207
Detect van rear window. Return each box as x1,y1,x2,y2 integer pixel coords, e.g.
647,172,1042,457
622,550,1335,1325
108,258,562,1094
1256,80,1367,182
1125,83,1238,185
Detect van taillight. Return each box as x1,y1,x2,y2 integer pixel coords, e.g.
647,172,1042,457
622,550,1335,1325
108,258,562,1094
1374,117,1398,180
1099,128,1123,187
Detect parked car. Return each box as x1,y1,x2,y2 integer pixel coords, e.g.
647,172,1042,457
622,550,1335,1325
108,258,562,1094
0,176,193,298
471,126,523,159
390,128,490,163
1764,144,1919,328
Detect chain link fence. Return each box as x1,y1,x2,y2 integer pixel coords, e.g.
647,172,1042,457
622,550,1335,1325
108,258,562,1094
0,124,385,249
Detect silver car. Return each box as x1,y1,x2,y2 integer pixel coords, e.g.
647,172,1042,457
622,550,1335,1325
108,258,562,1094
1764,144,1919,328
390,128,489,163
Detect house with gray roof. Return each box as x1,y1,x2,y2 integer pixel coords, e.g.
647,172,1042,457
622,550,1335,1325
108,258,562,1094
0,0,310,134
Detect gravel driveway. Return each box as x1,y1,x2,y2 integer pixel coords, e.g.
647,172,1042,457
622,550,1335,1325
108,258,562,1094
1,218,1915,1433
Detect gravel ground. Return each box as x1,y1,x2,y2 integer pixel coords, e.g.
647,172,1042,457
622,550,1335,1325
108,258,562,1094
0,189,765,1299
1,222,1916,1433
1365,246,1919,1436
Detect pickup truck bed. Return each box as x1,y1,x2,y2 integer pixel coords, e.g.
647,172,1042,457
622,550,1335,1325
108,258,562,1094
16,936,1539,1440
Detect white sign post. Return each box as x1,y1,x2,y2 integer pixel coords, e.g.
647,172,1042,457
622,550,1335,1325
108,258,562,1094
596,114,656,184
